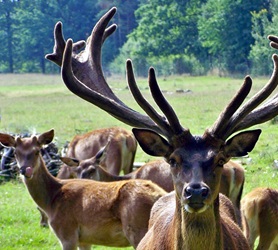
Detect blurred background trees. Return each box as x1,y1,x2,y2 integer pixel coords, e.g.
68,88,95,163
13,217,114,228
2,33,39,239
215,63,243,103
0,0,276,76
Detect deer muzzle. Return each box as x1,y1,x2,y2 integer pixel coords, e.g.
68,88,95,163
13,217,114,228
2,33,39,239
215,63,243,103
182,183,210,213
20,166,33,178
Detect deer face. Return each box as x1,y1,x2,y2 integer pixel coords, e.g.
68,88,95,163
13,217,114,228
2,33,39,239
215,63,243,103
167,137,225,213
78,159,98,179
14,137,42,179
133,128,261,214
0,129,54,179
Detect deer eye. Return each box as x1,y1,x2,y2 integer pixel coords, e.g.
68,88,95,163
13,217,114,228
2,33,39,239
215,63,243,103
169,158,179,168
218,159,225,167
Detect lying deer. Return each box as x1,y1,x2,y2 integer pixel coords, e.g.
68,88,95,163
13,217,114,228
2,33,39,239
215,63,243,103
46,7,278,249
61,148,173,192
241,187,278,250
58,127,137,177
0,129,166,249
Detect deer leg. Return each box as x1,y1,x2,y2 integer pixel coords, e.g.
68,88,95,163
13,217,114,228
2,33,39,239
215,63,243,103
105,140,121,175
120,198,153,247
257,232,276,250
256,206,277,250
123,150,135,174
50,221,79,250
247,221,259,249
269,239,278,250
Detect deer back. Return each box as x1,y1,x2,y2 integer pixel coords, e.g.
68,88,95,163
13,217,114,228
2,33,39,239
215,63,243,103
66,127,137,175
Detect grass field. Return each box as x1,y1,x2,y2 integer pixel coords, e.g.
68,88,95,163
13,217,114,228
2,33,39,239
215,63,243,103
0,73,277,249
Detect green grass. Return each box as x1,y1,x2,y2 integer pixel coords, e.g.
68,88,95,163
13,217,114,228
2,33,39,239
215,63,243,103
0,73,277,249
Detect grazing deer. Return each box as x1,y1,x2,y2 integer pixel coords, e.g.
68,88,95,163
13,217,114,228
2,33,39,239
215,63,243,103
46,7,278,250
0,129,166,249
61,147,173,192
241,187,278,250
58,127,137,177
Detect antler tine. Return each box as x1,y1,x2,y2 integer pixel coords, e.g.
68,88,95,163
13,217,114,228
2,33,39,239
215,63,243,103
126,60,171,138
148,67,185,135
232,95,278,132
210,54,278,140
230,54,278,133
88,7,117,65
45,22,86,66
209,76,252,139
268,35,278,50
226,54,278,136
61,39,163,134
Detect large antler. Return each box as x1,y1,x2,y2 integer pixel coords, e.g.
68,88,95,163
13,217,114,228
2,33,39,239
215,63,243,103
46,7,185,139
46,7,278,143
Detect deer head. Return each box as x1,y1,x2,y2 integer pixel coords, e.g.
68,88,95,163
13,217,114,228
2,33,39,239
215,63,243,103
0,130,54,179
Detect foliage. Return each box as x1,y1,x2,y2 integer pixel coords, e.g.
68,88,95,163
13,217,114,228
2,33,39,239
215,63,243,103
0,0,277,75
0,0,139,73
249,1,278,76
198,0,271,75
113,0,208,76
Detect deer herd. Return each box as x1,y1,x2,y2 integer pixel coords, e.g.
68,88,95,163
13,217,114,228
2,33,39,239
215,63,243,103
1,7,278,250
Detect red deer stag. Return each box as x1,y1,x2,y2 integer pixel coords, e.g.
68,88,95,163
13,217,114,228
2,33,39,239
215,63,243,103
241,187,278,250
46,7,278,250
57,127,137,177
0,129,166,249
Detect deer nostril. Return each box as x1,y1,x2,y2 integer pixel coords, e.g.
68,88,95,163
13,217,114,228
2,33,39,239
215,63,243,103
185,186,193,199
201,187,209,198
185,185,209,199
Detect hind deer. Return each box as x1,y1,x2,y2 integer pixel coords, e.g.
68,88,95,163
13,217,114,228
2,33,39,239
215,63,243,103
241,187,278,250
46,7,278,250
61,147,173,192
60,127,137,176
0,129,166,249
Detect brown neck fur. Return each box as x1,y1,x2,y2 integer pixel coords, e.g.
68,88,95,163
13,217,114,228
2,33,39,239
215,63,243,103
23,155,62,212
173,196,222,250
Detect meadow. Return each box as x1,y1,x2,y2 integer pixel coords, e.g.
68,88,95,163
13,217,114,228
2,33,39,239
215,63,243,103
0,73,277,249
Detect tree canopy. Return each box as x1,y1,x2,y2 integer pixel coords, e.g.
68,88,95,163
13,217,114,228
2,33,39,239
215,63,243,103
0,0,276,76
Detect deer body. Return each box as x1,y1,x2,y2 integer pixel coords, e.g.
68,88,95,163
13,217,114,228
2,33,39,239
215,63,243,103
0,130,166,249
63,127,137,176
241,187,278,250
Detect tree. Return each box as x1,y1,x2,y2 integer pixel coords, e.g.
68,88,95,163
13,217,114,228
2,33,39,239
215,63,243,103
113,0,207,76
15,0,59,73
199,0,271,75
249,1,277,76
0,0,20,73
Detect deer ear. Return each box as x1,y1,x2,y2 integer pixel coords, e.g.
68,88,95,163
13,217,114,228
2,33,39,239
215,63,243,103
132,128,170,157
60,157,79,167
224,129,261,157
38,129,54,145
95,146,107,164
0,133,16,147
